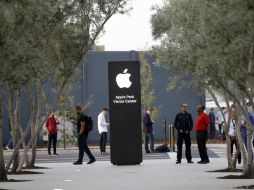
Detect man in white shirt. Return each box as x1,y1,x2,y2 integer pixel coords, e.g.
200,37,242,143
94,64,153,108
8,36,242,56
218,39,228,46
97,108,110,155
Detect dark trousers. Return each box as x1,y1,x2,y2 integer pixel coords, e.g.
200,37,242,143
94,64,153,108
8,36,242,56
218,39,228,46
230,137,241,164
218,124,226,141
145,132,154,152
177,132,192,161
78,132,95,162
210,126,216,140
48,133,57,154
100,132,107,153
196,130,209,162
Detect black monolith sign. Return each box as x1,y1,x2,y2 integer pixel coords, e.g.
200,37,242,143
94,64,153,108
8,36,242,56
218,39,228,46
108,61,142,165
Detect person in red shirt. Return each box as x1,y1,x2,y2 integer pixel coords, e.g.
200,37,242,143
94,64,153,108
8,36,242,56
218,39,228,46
195,105,210,164
46,110,59,156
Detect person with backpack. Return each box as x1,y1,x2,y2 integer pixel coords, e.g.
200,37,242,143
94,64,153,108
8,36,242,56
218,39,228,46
73,106,96,165
174,103,193,164
97,108,110,155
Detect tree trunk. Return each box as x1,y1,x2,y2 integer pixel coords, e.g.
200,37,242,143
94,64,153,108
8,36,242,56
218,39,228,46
243,128,254,176
17,88,37,171
0,98,8,181
29,101,37,168
206,85,238,170
6,80,67,171
7,85,21,173
221,84,254,176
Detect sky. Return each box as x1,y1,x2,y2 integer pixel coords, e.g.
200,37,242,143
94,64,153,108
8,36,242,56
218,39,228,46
97,0,164,51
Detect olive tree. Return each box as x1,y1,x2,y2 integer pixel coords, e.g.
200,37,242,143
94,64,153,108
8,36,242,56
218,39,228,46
151,0,254,176
0,0,131,175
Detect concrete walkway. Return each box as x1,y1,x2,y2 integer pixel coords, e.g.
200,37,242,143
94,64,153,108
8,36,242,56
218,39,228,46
1,157,253,190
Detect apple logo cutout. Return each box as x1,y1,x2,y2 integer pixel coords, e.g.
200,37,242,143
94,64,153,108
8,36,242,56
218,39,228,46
116,69,132,88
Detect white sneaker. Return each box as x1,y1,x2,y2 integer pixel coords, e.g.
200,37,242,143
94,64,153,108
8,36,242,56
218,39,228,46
5,146,10,150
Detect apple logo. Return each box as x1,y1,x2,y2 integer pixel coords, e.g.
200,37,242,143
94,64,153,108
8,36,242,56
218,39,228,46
116,69,132,88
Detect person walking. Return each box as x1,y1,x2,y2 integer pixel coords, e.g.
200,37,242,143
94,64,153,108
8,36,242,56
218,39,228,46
46,110,59,156
174,103,193,164
5,119,13,150
229,116,241,164
73,106,96,165
97,108,110,155
5,137,13,150
209,108,216,141
143,107,154,153
195,105,210,164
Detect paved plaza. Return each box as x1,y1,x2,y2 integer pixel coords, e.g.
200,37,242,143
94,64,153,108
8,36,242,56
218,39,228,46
1,144,253,190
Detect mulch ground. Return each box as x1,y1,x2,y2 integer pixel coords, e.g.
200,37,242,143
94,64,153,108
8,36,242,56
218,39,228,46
8,171,43,175
22,166,50,170
218,175,254,179
0,179,33,182
235,185,254,189
207,168,243,173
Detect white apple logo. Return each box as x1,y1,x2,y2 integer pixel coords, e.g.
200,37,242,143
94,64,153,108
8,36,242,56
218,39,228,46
116,69,132,88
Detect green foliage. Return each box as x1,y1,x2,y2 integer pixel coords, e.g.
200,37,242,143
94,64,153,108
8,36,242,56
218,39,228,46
139,51,161,120
140,52,154,108
151,0,254,175
0,0,131,173
151,0,254,95
0,0,131,90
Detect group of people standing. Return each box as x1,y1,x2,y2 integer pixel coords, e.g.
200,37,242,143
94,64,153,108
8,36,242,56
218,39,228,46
44,103,254,165
143,103,210,164
208,107,227,142
174,103,210,164
208,105,254,164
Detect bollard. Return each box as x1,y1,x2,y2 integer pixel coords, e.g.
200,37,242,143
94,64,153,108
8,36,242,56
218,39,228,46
169,125,172,151
172,125,175,152
163,119,167,144
169,125,175,152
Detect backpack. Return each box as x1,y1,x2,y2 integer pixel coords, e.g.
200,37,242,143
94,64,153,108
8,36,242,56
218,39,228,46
86,115,94,132
155,144,170,153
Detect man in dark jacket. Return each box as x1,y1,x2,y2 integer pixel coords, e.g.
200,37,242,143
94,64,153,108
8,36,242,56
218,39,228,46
143,107,154,153
174,103,193,164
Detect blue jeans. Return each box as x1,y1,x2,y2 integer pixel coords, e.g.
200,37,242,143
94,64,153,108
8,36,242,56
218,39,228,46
145,132,154,152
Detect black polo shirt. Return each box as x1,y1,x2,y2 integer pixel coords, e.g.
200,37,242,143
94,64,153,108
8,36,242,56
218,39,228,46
174,112,193,132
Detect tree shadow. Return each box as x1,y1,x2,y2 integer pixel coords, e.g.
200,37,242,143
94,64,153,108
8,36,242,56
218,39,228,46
22,166,50,170
1,179,33,182
207,168,243,173
235,185,254,189
8,171,43,175
217,175,254,179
